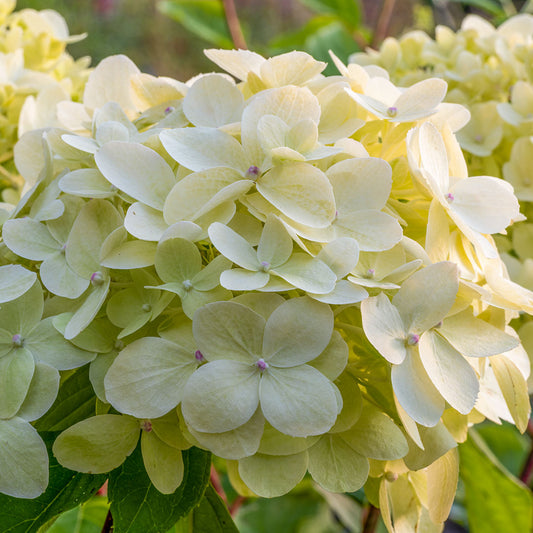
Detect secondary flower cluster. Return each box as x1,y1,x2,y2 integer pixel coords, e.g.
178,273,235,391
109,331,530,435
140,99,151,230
0,0,90,210
353,14,533,381
0,44,531,531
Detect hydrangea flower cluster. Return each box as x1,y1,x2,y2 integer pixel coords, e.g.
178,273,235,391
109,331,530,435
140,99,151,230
352,14,533,379
0,0,90,211
0,44,531,531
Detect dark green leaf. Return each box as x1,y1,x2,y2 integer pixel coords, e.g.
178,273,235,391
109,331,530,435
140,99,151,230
47,497,109,533
446,0,505,16
157,0,233,48
190,484,239,532
108,444,211,533
459,430,533,533
0,432,106,533
34,365,96,432
298,0,361,30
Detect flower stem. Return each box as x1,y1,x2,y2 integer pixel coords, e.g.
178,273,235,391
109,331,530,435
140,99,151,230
372,0,397,48
210,465,228,503
520,419,533,485
221,0,247,49
362,504,380,533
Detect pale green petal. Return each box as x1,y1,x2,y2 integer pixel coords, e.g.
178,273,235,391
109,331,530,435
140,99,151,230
0,265,37,304
182,360,260,433
232,293,285,320
60,134,99,154
220,269,270,291
257,114,289,153
0,348,35,419
183,73,244,127
404,423,457,471
181,286,232,319
208,222,260,270
329,372,362,433
193,254,232,291
160,127,248,173
257,215,293,268
204,48,265,81
0,417,48,498
395,78,447,121
272,254,337,294
40,251,89,299
59,315,118,353
104,337,197,419
26,317,96,370
308,330,348,381
100,230,157,269
59,168,116,198
238,452,308,497
155,237,201,283
392,262,458,334
257,424,318,457
263,297,333,366
257,162,335,228
335,211,402,252
361,292,407,365
141,430,184,494
53,415,140,474
66,199,122,278
419,331,479,415
64,277,110,340
259,365,338,437
392,350,444,427
106,287,154,329
2,218,59,260
327,158,392,212
125,202,168,242
161,221,203,242
308,435,369,493
317,238,359,278
188,409,265,460
163,167,250,224
17,362,60,422
95,142,176,210
0,280,43,336
89,350,119,403
151,410,191,450
193,301,265,362
308,280,368,305
340,404,409,460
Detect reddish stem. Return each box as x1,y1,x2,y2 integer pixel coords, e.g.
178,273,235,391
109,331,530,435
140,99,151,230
362,504,380,533
222,0,247,49
210,465,227,503
372,0,397,48
228,495,246,516
101,509,113,533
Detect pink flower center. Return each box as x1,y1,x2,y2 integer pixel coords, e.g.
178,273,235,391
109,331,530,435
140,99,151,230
12,334,23,347
195,350,205,362
256,358,269,371
445,193,454,203
406,333,420,346
387,106,398,117
90,271,105,286
246,166,260,179
140,420,152,432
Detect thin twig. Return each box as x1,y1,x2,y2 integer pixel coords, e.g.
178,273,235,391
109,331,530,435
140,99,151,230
362,504,381,533
228,495,246,516
101,509,113,533
221,0,247,49
372,0,397,48
210,465,228,503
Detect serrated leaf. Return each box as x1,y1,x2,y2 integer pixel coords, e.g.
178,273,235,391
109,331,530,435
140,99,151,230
158,0,233,48
460,431,533,533
34,366,97,432
108,444,211,533
189,484,239,532
0,432,106,533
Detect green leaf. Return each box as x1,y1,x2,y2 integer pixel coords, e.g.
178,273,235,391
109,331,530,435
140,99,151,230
459,430,533,533
447,0,505,16
0,432,106,533
158,0,233,48
47,497,109,533
34,365,96,432
298,0,362,30
108,444,211,533
190,484,239,532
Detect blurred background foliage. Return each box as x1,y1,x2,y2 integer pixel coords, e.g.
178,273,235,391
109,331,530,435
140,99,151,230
14,0,533,532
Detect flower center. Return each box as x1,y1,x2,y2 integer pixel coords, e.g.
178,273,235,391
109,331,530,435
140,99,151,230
387,106,398,117
256,358,269,371
246,166,260,180
194,350,205,362
140,420,152,432
115,340,125,351
90,271,105,286
445,192,454,203
182,279,193,291
164,106,174,114
142,303,152,312
365,268,375,278
12,334,23,348
406,333,420,346
259,261,270,272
